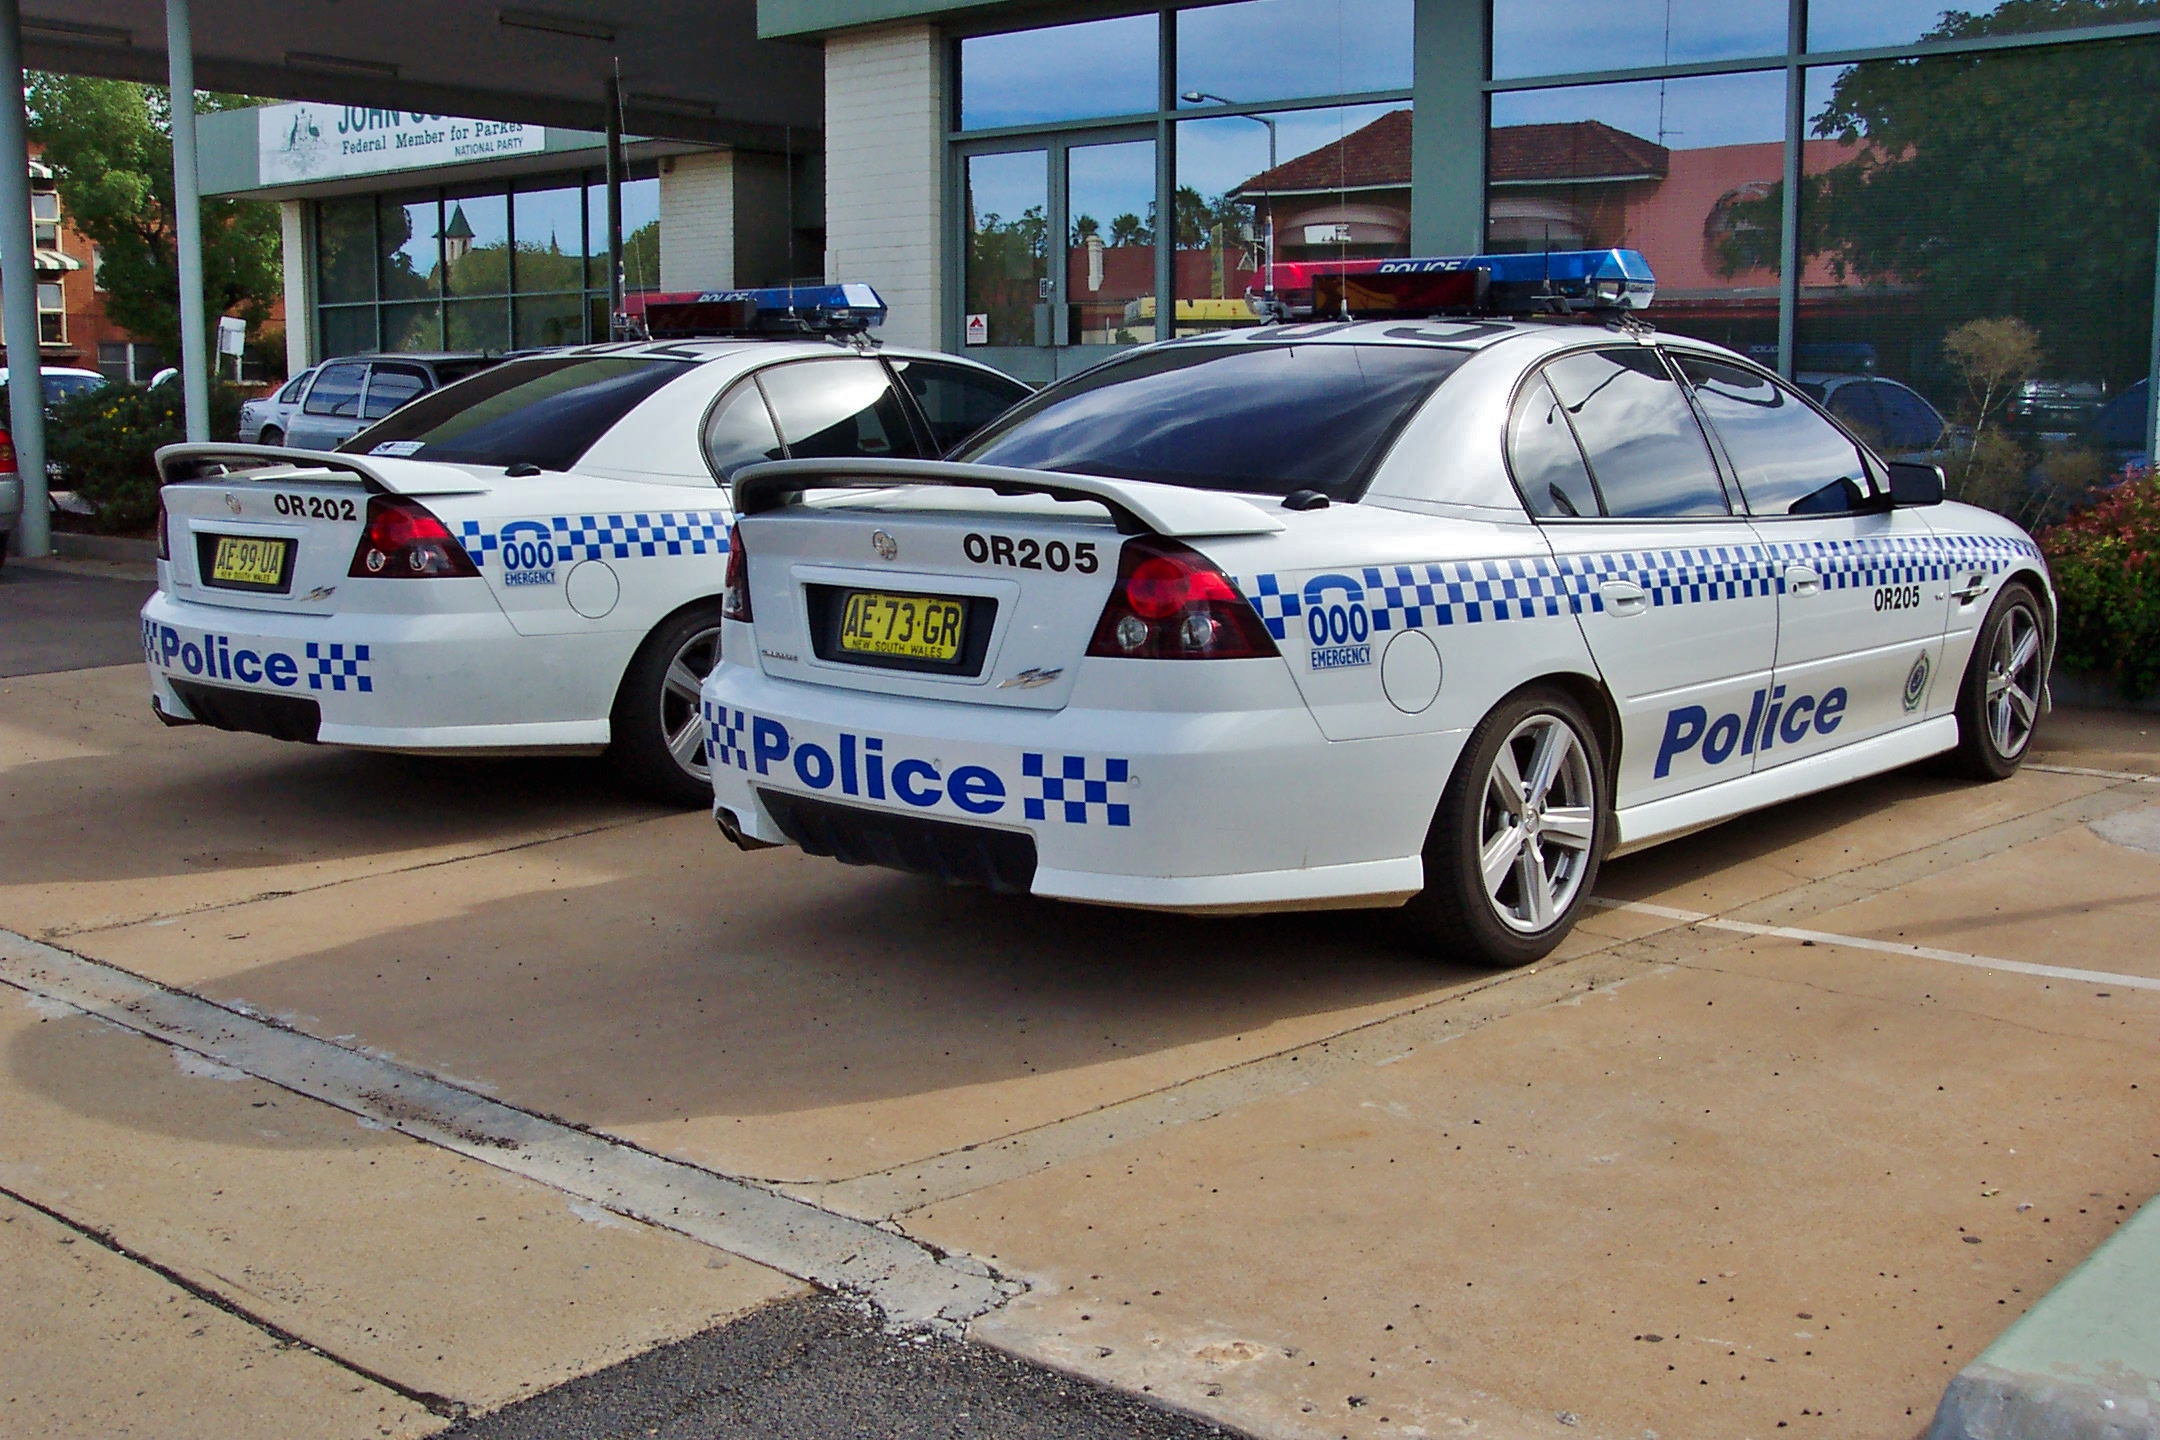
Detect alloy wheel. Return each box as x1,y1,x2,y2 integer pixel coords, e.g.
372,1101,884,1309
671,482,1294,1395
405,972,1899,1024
660,625,722,782
1478,713,1597,934
1984,600,2043,760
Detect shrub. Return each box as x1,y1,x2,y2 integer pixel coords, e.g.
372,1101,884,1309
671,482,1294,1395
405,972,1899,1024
44,381,243,533
2038,466,2160,701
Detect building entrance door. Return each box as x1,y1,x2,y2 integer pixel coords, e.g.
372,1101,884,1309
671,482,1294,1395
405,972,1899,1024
959,132,1157,384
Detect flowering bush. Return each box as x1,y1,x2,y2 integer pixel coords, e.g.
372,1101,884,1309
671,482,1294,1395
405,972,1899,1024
2038,466,2160,701
44,381,242,533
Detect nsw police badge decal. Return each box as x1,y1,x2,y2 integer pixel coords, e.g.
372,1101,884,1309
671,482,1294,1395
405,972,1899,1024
1903,652,1932,712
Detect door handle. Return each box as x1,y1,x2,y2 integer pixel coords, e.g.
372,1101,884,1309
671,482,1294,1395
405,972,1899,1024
1599,580,1649,617
1950,573,1990,603
1784,565,1823,598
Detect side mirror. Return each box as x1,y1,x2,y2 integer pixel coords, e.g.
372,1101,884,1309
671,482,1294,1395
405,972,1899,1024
1887,460,1944,507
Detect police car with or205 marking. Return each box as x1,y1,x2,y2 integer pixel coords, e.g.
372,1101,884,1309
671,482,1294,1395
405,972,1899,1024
142,286,1032,804
705,250,2055,966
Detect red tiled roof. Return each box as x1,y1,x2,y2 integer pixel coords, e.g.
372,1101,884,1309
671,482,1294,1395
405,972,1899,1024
1230,113,1669,195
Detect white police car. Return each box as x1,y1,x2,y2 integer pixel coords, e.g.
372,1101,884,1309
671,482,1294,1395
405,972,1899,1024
142,286,1032,804
703,253,2052,965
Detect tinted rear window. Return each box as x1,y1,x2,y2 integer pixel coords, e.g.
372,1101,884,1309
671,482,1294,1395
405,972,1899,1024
341,356,691,471
957,343,1468,500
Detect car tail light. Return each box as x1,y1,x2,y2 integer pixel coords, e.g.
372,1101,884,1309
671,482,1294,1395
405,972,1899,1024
722,523,752,621
1086,537,1278,660
157,491,171,560
348,494,479,578
0,427,16,476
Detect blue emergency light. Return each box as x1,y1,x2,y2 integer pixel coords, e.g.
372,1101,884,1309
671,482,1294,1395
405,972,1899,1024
640,282,888,338
1256,248,1655,320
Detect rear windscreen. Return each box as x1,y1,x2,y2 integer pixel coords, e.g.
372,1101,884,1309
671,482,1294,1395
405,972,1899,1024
340,356,692,471
956,343,1469,500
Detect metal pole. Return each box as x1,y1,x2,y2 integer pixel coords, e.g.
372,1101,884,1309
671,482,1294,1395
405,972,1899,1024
2146,199,2160,469
167,0,208,441
0,0,47,557
1776,0,1807,378
604,76,624,338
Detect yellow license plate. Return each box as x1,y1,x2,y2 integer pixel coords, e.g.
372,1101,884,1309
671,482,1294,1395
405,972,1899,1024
210,535,291,590
838,590,967,662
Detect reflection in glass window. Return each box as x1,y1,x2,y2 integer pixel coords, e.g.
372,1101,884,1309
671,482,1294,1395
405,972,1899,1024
889,359,1032,452
319,306,376,357
1067,140,1157,346
622,177,661,291
445,297,510,352
513,186,587,294
1493,0,1785,80
514,293,587,350
318,198,375,305
1541,349,1728,516
701,381,785,478
964,150,1048,349
444,193,509,296
304,363,366,418
959,16,1158,130
1175,104,1412,335
757,358,917,460
1488,73,1784,353
379,195,440,303
1793,41,2159,517
1675,354,1869,514
1176,0,1412,105
1508,374,1601,517
1808,0,2153,56
380,302,440,353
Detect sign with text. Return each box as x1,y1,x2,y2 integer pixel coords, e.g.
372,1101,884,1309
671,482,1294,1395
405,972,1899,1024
259,103,543,184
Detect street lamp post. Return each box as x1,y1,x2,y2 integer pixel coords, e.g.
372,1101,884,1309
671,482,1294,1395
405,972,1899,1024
1182,92,1276,303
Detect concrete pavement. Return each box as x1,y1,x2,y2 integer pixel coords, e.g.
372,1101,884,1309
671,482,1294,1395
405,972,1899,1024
1,636,2153,1437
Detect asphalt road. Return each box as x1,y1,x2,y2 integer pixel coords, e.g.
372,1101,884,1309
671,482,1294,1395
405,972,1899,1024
451,1294,1240,1440
0,557,157,677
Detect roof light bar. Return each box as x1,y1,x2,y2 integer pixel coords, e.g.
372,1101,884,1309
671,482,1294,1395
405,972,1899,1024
632,283,888,339
1251,248,1655,321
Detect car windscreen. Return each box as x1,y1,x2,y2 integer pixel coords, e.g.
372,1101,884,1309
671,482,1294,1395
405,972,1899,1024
340,356,692,471
955,343,1470,501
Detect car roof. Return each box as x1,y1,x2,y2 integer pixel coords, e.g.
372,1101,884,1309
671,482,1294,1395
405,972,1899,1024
0,365,105,380
1134,316,1740,367
498,337,1019,371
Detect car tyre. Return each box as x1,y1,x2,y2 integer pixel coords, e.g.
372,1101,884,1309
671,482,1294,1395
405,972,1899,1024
607,601,724,807
259,427,283,447
1949,578,2047,781
1405,685,1606,968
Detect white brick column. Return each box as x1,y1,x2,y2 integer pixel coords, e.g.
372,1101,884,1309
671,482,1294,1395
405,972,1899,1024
824,23,945,350
660,150,737,292
279,200,311,372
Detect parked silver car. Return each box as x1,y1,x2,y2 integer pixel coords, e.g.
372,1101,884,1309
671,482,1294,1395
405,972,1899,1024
238,353,500,450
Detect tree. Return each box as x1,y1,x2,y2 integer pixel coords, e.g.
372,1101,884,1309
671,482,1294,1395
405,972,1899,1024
27,75,282,365
1715,0,2160,389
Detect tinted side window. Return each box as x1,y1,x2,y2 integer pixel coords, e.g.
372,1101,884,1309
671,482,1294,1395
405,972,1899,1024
1824,381,1885,444
1541,349,1728,518
304,363,366,418
362,364,430,420
1508,375,1600,518
756,358,918,462
1676,355,1871,517
340,356,693,471
892,359,1030,453
276,371,309,404
702,380,786,480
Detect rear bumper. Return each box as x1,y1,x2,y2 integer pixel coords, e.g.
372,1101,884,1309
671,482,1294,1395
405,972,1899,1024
141,589,614,751
702,655,1462,912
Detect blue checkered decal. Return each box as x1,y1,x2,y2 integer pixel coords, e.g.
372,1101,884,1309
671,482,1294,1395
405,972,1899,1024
707,703,749,771
1240,532,2040,640
458,512,731,569
1022,753,1131,826
305,642,371,693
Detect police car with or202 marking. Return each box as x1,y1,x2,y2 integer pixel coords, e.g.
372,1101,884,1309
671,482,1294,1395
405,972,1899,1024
706,249,2055,967
141,285,1033,804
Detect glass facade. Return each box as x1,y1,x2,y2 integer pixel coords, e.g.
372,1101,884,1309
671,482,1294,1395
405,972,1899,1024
952,0,1417,378
314,169,661,358
1484,0,2160,517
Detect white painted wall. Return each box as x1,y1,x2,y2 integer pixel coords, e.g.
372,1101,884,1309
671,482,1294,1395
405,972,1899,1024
660,150,737,292
279,200,310,372
824,24,944,350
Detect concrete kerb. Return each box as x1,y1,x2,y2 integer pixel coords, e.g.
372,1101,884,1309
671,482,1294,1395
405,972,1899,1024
1927,1193,2160,1440
0,926,1011,1335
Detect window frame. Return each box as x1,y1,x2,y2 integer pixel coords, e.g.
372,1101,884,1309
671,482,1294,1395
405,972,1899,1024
1665,343,1889,518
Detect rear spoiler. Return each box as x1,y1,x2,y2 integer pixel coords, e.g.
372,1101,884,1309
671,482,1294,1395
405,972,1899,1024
731,458,1286,538
155,443,495,498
